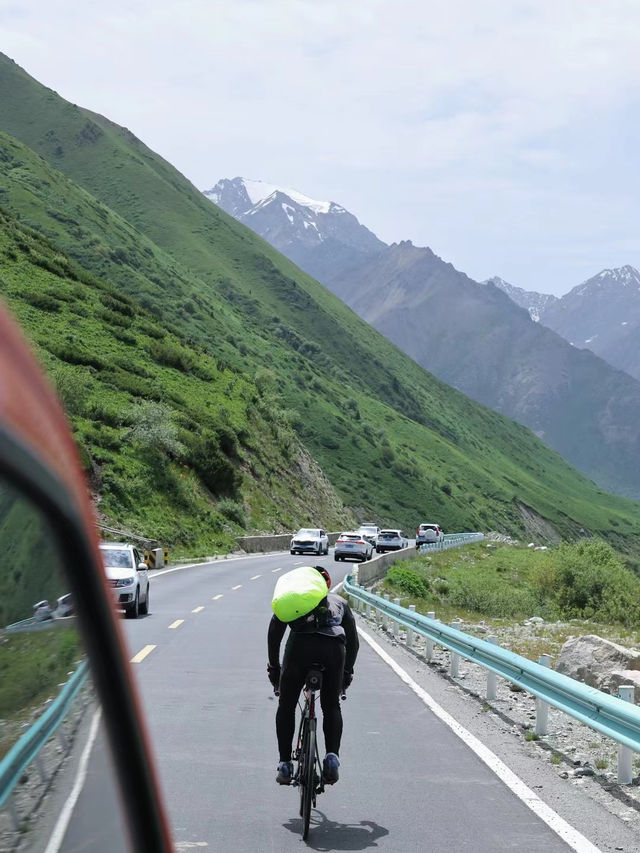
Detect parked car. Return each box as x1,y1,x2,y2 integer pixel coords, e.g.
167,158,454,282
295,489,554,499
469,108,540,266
376,529,409,553
290,528,329,555
100,542,150,618
334,531,374,562
416,523,444,547
357,522,380,547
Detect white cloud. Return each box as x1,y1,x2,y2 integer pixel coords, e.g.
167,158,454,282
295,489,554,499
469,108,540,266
2,0,640,292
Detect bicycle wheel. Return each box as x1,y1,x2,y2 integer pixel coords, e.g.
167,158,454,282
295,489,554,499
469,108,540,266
301,719,316,840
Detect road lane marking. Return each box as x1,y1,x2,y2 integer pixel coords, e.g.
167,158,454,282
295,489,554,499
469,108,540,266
212,594,223,600
152,551,287,579
192,606,204,613
250,574,261,580
357,626,600,853
232,584,242,590
271,568,282,572
168,619,184,629
131,644,156,664
44,708,102,853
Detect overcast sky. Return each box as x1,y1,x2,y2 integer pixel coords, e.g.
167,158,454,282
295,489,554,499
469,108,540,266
2,0,640,295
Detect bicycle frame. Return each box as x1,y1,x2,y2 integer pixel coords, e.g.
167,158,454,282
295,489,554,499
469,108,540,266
293,668,324,839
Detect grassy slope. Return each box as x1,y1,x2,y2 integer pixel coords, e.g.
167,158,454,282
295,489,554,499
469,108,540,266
0,54,639,551
0,206,352,550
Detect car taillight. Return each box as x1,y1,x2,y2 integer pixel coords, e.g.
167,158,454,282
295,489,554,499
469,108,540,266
356,540,365,545
417,528,420,536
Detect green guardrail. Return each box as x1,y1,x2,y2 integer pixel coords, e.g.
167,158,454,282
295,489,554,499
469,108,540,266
0,659,89,808
344,575,640,754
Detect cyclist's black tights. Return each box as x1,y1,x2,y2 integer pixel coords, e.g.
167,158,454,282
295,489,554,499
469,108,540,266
277,633,346,762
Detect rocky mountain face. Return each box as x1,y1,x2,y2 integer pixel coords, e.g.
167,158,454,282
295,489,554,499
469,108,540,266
205,177,385,283
206,178,640,499
484,277,558,322
488,268,640,381
540,267,640,381
325,241,640,500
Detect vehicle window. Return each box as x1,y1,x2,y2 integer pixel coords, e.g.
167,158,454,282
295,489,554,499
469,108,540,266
100,548,134,569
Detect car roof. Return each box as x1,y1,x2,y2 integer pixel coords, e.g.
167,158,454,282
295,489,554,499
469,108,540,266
419,523,439,528
100,542,136,549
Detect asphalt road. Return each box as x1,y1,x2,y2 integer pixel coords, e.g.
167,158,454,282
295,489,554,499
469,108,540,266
108,550,575,852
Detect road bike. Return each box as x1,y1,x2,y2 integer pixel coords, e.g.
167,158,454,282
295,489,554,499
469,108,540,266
293,666,325,840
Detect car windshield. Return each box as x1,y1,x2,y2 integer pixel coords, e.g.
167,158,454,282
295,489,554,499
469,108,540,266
296,529,319,536
100,548,134,569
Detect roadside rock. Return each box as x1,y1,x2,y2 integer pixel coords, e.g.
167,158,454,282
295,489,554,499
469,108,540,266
556,635,640,694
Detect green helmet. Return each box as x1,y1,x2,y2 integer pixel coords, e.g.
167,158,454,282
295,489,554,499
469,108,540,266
271,565,328,623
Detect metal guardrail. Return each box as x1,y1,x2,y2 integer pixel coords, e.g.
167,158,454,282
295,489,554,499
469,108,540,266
344,573,640,781
0,660,89,809
418,532,485,551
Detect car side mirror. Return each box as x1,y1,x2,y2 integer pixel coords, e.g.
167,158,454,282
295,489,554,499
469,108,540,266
139,561,149,571
0,305,172,851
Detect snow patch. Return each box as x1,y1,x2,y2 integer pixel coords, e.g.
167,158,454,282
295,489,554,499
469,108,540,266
241,178,332,214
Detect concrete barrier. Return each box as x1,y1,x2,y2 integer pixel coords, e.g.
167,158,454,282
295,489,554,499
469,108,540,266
235,532,341,554
355,546,416,586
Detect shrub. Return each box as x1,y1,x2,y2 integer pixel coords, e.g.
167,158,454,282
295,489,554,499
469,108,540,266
23,292,60,312
217,499,247,527
149,340,195,373
123,401,185,458
186,429,240,496
386,566,430,598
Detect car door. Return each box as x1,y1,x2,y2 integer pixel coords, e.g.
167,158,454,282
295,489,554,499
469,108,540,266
134,547,149,599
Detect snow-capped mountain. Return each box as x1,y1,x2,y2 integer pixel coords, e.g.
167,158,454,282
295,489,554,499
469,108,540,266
483,276,557,322
204,177,385,284
540,266,640,380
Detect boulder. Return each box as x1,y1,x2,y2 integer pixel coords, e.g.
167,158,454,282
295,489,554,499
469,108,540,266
608,671,640,700
556,635,640,695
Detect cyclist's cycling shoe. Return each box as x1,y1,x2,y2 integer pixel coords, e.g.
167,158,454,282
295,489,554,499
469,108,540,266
322,753,340,784
276,761,294,785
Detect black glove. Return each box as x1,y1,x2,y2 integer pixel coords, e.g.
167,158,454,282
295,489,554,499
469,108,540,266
342,669,354,691
267,664,281,690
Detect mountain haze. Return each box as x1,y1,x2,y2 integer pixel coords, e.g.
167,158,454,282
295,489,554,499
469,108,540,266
1,53,640,555
208,178,640,500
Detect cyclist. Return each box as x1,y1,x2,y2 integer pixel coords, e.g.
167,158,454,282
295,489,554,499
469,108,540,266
267,565,359,786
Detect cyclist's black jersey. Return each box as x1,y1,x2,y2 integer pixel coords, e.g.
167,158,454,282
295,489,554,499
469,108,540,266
268,593,358,671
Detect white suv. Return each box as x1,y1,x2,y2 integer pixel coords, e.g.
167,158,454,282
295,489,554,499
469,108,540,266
100,542,150,619
416,523,444,547
290,528,329,556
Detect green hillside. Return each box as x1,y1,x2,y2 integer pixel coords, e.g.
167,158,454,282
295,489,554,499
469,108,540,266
1,53,639,554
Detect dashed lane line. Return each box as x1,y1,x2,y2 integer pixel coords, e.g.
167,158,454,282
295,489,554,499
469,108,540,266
168,619,184,629
212,594,223,600
271,568,282,572
192,606,204,614
232,584,242,590
250,574,261,580
130,645,156,664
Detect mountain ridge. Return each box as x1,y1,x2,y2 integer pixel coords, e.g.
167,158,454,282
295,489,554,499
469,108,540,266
1,53,639,554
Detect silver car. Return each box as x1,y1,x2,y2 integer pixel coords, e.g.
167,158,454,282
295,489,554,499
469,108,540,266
357,523,380,547
334,532,374,562
100,542,150,619
290,528,329,556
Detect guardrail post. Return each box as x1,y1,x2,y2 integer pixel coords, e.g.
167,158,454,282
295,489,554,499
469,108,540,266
7,796,20,831
407,604,415,648
618,685,635,784
382,594,389,630
450,620,462,677
393,598,400,639
425,612,435,660
486,637,499,700
535,654,552,735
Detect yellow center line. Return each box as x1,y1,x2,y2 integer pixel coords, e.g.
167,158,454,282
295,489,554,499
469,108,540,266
271,568,282,573
212,594,223,600
168,619,184,630
232,584,242,590
192,606,204,613
250,574,261,580
131,644,156,664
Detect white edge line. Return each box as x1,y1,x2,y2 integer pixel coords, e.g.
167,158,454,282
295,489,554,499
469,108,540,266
152,552,284,579
357,626,601,853
44,707,102,853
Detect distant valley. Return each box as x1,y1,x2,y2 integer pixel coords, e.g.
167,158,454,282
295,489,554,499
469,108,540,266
207,178,640,501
